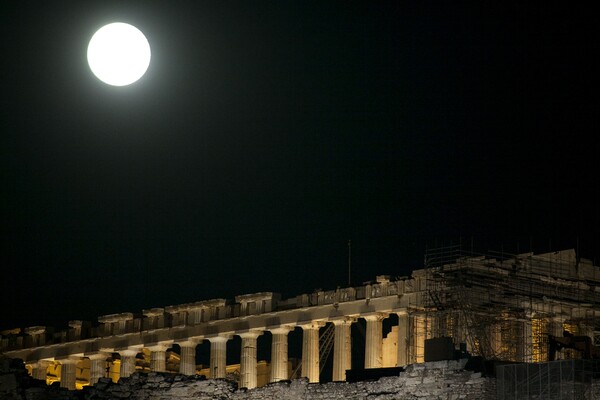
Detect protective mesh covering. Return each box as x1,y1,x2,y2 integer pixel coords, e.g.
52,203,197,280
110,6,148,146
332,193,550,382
496,359,600,400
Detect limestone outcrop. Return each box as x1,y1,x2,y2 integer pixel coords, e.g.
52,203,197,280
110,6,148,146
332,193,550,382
1,357,495,400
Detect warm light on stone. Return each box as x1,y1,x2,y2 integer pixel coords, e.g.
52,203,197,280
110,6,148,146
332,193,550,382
2,249,599,391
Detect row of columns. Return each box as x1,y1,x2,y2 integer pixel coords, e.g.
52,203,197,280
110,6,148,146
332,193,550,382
28,311,583,391
31,312,409,391
170,314,402,388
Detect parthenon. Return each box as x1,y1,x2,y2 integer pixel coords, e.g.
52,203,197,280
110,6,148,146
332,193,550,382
2,247,600,391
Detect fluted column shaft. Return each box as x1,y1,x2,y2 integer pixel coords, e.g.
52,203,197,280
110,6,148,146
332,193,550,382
301,323,320,383
147,344,170,372
209,336,229,379
151,351,167,372
179,341,197,375
87,353,109,385
332,319,352,382
59,359,77,390
270,326,292,383
396,312,409,367
364,314,386,369
119,349,138,378
90,359,106,385
239,332,261,389
31,361,50,381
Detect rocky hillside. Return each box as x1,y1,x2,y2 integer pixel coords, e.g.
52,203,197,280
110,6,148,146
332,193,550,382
1,356,495,400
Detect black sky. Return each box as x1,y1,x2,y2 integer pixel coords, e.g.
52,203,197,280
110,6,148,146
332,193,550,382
1,1,598,331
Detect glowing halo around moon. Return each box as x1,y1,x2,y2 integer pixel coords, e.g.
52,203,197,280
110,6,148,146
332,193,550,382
87,22,151,86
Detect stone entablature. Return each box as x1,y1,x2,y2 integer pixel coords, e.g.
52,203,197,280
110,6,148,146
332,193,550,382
235,292,279,315
1,277,418,354
3,249,600,356
142,308,168,330
98,313,138,336
165,299,227,326
2,248,600,391
22,327,47,348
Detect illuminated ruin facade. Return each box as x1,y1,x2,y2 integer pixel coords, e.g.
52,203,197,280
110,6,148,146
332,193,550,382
1,248,599,390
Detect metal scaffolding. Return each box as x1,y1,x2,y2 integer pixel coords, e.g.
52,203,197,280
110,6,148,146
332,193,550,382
420,244,600,364
496,359,600,400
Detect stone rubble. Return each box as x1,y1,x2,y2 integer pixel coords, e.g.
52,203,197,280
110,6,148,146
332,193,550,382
1,356,496,400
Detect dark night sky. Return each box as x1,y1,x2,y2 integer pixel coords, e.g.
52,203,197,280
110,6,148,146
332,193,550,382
1,1,598,331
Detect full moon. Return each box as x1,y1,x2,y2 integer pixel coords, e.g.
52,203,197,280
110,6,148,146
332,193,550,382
87,23,151,86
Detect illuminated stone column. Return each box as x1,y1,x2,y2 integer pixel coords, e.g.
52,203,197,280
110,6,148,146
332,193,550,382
239,331,261,389
364,313,387,369
396,311,409,367
522,319,533,363
119,348,140,378
30,360,51,381
300,322,322,383
147,344,170,372
269,326,293,383
409,314,428,364
87,353,109,385
178,340,198,375
550,317,565,360
58,358,78,390
209,336,230,379
332,318,353,382
546,316,565,361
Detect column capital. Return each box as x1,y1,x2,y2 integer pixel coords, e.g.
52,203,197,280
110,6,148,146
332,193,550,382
28,360,51,368
207,335,232,343
238,330,262,340
269,325,294,335
55,356,80,365
362,312,388,322
298,320,326,330
117,346,143,357
85,352,111,361
177,338,201,348
145,341,173,352
393,308,408,316
331,316,356,326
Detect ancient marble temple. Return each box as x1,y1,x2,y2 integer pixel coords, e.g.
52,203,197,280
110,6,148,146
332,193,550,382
2,248,599,390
